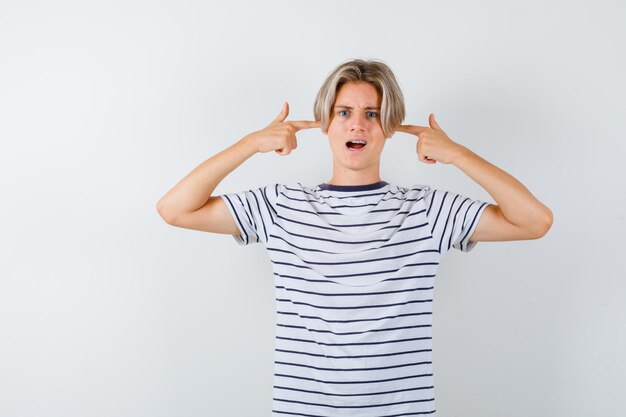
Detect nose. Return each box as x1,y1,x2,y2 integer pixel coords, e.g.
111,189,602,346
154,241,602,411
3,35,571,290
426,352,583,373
350,112,367,133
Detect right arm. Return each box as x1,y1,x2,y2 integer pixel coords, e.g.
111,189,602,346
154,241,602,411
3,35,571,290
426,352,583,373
156,101,319,234
156,136,258,234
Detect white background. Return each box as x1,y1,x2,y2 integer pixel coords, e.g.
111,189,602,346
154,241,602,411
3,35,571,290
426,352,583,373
1,1,625,416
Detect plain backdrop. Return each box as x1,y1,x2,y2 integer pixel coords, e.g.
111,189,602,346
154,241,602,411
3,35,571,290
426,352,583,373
1,1,625,416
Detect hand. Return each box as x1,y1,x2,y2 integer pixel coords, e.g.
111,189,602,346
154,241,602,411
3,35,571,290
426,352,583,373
395,113,466,165
245,101,320,156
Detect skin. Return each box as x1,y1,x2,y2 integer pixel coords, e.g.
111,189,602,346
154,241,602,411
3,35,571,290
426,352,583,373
244,80,553,242
323,81,388,186
396,112,553,240
159,71,552,241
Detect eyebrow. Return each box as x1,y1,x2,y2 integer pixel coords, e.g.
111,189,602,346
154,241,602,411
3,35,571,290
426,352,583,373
334,105,381,110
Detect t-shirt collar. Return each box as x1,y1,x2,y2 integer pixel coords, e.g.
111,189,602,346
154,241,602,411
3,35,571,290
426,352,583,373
317,181,388,192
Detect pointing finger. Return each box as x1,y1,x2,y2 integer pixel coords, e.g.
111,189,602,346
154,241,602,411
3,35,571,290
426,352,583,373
395,124,428,135
286,120,321,131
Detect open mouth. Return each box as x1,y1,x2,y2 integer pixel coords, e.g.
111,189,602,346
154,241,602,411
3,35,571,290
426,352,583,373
346,139,367,151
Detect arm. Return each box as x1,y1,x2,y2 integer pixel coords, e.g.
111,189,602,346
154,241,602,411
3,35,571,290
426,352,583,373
156,136,257,226
396,113,553,242
452,146,553,241
156,101,319,232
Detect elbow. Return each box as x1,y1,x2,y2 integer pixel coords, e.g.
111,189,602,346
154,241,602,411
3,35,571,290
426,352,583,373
533,209,553,238
156,200,176,225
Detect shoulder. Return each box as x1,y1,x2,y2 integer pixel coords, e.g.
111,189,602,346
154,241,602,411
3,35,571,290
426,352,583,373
281,182,320,197
405,183,433,199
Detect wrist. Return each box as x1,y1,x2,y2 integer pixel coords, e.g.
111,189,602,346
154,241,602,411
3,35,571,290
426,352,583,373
239,134,259,155
451,144,471,166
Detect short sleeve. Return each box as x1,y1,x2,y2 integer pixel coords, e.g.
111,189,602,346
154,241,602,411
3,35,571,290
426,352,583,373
422,187,492,254
219,183,283,246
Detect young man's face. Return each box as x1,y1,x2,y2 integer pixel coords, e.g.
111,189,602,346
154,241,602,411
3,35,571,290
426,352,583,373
325,81,387,175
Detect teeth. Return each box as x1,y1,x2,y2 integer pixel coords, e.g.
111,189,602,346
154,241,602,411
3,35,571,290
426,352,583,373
349,140,366,144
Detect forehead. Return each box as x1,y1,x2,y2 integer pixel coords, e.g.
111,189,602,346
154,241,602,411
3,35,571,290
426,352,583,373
335,81,381,106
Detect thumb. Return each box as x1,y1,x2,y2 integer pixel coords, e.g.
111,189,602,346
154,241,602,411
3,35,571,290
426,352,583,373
429,113,442,130
272,101,289,123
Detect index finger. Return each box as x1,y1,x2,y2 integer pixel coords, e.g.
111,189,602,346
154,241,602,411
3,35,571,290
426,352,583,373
395,124,428,135
285,120,321,131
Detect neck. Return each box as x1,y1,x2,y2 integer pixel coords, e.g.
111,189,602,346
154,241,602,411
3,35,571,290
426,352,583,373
326,172,382,186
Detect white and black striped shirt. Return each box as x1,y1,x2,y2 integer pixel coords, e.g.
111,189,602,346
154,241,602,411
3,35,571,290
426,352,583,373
220,180,491,417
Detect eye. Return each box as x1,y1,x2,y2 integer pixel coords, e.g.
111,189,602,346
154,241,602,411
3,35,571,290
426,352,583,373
338,110,348,116
367,111,378,118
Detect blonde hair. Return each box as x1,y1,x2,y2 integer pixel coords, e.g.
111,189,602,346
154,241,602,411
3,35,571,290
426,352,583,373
313,58,405,139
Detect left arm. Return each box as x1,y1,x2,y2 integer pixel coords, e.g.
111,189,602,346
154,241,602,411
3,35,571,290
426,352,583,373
451,146,553,242
396,113,553,242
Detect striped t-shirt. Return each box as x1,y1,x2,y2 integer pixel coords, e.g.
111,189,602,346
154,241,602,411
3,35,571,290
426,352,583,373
220,180,491,417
